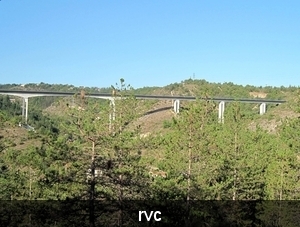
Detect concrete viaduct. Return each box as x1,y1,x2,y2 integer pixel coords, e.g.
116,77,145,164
0,90,286,124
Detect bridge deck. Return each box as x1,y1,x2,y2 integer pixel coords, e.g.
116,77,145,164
0,90,286,104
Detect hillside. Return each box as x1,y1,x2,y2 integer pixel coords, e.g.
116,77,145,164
1,79,300,225
1,78,299,165
1,78,297,136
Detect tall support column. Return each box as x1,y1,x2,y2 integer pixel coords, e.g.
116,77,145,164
22,98,25,118
260,103,266,115
173,99,180,114
218,101,225,123
25,97,29,124
109,99,115,131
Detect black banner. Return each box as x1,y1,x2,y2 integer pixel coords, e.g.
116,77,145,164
0,200,299,227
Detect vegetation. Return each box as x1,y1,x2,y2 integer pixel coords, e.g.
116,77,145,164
0,79,299,226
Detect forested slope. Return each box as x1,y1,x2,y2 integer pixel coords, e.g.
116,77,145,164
0,79,299,226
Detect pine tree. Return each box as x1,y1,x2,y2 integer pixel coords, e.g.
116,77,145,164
158,98,219,201
264,117,300,200
46,79,151,226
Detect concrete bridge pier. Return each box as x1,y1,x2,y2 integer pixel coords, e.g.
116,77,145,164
218,101,225,123
260,103,266,115
22,98,25,117
173,99,180,114
22,97,29,124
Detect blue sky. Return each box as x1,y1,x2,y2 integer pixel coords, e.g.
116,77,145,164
1,1,299,88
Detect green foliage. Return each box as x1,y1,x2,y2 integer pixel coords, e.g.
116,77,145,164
0,79,300,225
263,117,300,200
162,119,173,128
159,99,219,200
216,105,267,200
0,95,22,121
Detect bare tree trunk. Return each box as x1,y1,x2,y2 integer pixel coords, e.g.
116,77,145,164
279,169,283,200
233,131,238,201
187,123,192,202
89,141,95,227
118,175,123,227
186,115,193,227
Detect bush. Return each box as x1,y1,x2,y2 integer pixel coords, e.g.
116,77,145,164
163,120,172,128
